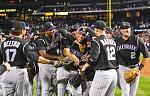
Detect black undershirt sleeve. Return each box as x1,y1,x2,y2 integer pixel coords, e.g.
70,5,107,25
87,40,100,66
23,43,39,64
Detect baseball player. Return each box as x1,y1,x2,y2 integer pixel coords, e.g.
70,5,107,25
105,27,113,39
81,20,118,96
28,31,41,96
56,25,83,96
115,22,150,96
36,22,68,96
0,62,10,96
80,37,95,96
0,62,11,96
0,21,61,96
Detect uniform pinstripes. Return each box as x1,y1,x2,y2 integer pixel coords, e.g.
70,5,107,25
35,72,41,96
1,68,29,96
117,65,140,96
57,83,67,96
89,69,117,96
38,63,57,96
35,75,41,96
56,67,81,96
0,75,2,96
82,81,92,96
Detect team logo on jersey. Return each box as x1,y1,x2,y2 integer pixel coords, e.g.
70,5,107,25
116,44,137,51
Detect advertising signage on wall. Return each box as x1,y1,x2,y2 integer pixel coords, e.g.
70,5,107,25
0,9,16,13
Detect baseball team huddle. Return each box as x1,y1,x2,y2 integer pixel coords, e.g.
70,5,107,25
0,20,149,96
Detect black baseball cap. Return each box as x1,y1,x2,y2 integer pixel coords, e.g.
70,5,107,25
106,27,113,33
79,30,86,36
85,27,96,37
44,22,57,31
58,29,68,37
69,24,79,32
93,20,106,30
12,21,26,30
119,22,131,29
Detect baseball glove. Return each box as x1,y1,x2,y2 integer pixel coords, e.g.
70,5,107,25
124,68,139,83
69,73,84,88
53,58,73,68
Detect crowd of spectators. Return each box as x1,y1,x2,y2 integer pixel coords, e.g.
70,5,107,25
0,17,149,51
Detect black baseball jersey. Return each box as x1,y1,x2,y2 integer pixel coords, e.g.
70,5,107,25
63,34,86,70
0,43,5,75
115,35,149,66
87,35,117,70
37,34,68,56
83,44,95,81
28,38,40,75
63,38,82,71
0,36,39,68
29,37,40,54
66,34,76,46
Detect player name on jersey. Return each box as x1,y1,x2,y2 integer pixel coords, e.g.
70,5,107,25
116,44,137,51
100,38,116,46
3,41,21,48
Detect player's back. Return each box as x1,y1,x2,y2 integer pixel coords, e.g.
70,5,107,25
94,35,117,70
1,36,28,68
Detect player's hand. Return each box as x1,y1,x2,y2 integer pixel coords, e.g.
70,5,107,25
73,58,80,66
68,54,80,66
81,54,90,62
58,55,66,61
3,62,11,71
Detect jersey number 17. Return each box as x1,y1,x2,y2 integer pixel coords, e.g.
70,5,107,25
5,49,17,62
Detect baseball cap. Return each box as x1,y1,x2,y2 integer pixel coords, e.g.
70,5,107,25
12,21,26,30
85,27,96,37
119,22,131,29
93,20,106,30
69,24,79,32
79,28,86,36
58,29,68,37
106,27,113,33
44,22,57,31
78,30,86,36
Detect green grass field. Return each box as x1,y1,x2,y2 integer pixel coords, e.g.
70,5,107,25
34,76,150,96
115,76,150,96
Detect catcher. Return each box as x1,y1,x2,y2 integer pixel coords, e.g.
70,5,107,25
115,22,150,96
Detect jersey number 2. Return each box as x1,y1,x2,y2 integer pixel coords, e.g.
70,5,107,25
106,46,116,60
5,49,17,62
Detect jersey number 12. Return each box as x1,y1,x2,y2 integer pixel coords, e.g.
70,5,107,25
106,46,116,60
